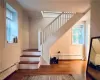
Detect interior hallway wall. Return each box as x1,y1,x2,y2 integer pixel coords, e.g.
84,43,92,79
85,1,100,62
84,1,100,61
84,16,90,60
22,11,30,50
50,22,84,59
29,17,55,49
91,1,100,37
0,0,6,72
0,0,30,79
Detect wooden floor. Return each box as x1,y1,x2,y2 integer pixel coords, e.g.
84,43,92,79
5,60,87,80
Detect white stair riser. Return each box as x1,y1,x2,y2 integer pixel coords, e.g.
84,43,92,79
23,52,41,56
20,57,40,62
19,64,39,69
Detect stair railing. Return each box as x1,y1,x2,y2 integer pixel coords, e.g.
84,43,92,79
42,12,75,43
38,12,75,52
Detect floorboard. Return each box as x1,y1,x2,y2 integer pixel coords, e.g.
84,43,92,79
5,60,87,80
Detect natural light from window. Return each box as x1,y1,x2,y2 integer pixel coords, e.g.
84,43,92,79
72,24,84,45
6,3,18,43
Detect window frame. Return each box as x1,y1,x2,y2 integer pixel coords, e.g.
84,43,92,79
71,24,85,45
6,8,14,21
6,3,18,44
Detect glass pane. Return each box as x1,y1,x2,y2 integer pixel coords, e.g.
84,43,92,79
72,35,78,44
6,9,13,20
6,3,18,43
72,25,84,44
6,18,12,42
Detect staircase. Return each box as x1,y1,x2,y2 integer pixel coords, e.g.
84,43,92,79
19,49,41,69
39,9,90,65
19,9,89,69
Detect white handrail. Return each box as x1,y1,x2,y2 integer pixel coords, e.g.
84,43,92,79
38,12,75,53
42,12,75,43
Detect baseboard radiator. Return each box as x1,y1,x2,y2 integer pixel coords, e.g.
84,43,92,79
51,54,83,60
0,63,18,80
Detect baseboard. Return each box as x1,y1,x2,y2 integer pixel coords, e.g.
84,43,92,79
59,59,83,61
0,63,18,80
40,65,51,68
4,71,17,80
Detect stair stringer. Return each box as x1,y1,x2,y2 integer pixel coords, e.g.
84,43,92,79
41,13,87,65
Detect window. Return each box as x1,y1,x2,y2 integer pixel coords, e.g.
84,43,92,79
72,24,84,44
6,3,18,43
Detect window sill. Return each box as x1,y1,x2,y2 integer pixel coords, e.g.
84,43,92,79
6,41,18,44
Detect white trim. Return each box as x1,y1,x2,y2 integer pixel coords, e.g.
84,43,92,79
0,63,18,80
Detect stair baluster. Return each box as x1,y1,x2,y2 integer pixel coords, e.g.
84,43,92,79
41,12,75,44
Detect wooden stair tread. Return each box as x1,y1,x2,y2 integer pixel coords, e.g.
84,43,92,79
21,55,41,57
23,49,40,52
19,61,39,64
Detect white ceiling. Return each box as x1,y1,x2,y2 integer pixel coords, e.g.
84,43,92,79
17,0,91,13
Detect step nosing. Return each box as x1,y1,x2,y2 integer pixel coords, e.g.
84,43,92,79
19,61,39,64
23,51,41,52
21,55,41,57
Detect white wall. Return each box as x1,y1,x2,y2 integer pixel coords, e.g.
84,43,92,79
84,13,90,60
29,17,55,49
0,1,5,72
50,12,91,60
84,0,100,63
22,11,30,50
86,1,100,64
1,0,22,71
50,24,84,60
0,0,29,79
91,1,100,37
